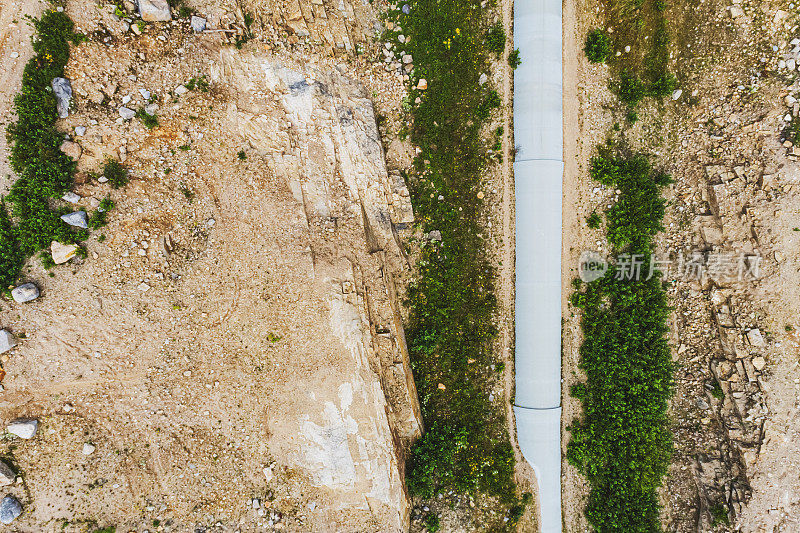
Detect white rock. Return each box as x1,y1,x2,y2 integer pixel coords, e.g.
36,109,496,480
51,241,78,264
671,89,683,100
746,328,765,346
752,356,766,371
122,94,131,105
787,58,797,71
82,443,96,455
11,283,39,303
479,73,488,85
51,77,72,118
61,211,88,229
62,192,81,203
0,495,21,524
74,126,86,136
119,107,135,120
0,331,16,354
139,88,151,100
7,419,38,439
0,461,15,486
138,0,171,21
190,15,206,32
175,85,188,95
137,282,151,292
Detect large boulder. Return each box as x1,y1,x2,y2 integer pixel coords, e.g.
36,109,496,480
0,495,21,524
138,0,171,21
11,283,39,303
51,78,72,118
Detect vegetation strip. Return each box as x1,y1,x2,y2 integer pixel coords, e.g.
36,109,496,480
384,0,523,524
584,0,676,107
568,152,674,531
2,11,109,287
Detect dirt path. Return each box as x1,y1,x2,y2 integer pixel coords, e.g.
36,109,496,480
0,0,44,189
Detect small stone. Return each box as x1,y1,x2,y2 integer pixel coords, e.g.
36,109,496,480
51,77,72,118
416,78,427,90
61,211,88,229
671,89,682,100
74,126,86,136
263,466,274,482
190,15,207,32
428,230,442,241
62,192,81,203
60,140,82,160
119,107,135,120
144,103,158,115
479,73,488,85
402,4,410,14
0,495,21,524
752,356,766,371
9,52,18,59
122,95,131,105
402,54,413,64
137,282,151,292
175,85,188,95
696,397,709,410
0,461,15,486
138,0,171,21
139,88,151,100
51,241,78,264
437,383,446,390
0,331,16,354
82,443,96,455
11,283,39,303
6,419,38,439
746,328,765,347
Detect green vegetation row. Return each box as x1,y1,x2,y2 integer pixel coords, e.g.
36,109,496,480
385,0,521,523
2,11,119,288
568,152,674,532
583,0,676,107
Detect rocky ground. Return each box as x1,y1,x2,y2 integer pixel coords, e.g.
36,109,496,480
565,0,800,530
0,0,450,530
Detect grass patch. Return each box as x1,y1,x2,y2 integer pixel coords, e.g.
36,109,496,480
568,151,674,531
135,108,159,129
4,10,89,268
387,0,519,524
102,158,129,189
597,0,676,107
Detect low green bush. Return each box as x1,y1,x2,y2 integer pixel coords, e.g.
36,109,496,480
568,152,674,532
584,29,611,63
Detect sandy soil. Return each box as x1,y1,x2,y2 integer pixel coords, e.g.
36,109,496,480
0,0,428,530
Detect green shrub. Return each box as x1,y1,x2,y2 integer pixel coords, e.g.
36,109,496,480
626,109,639,124
614,71,647,107
423,513,440,532
586,211,601,229
4,11,87,259
508,48,521,68
0,201,24,289
486,22,506,56
584,29,611,63
568,151,674,532
103,159,129,189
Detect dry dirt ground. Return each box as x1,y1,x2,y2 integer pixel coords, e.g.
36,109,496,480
564,0,800,531
0,0,443,530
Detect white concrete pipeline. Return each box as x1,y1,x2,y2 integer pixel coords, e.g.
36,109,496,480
513,0,563,529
